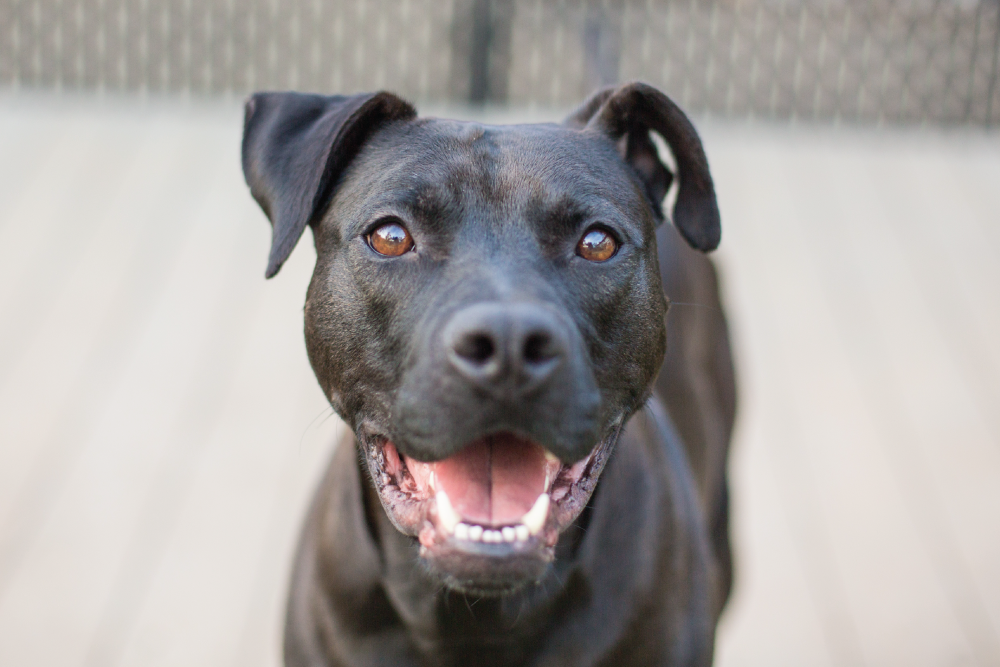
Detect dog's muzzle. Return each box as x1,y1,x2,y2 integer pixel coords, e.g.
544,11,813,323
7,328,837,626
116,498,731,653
360,301,614,593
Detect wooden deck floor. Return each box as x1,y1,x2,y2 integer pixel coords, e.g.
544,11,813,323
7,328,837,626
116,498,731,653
0,96,998,667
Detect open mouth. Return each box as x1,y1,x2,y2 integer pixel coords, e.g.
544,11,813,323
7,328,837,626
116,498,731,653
361,428,618,566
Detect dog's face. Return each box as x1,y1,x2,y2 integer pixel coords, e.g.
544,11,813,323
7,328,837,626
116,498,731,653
242,83,719,594
306,121,665,590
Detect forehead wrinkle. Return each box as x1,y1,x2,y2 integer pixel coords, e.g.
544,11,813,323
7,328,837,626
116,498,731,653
432,134,515,227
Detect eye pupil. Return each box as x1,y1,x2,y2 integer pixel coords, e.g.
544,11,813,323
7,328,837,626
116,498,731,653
369,221,414,257
577,228,617,262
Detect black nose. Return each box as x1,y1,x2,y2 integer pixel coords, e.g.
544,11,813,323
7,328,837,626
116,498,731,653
443,303,567,394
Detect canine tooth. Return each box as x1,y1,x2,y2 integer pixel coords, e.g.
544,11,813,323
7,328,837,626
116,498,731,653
468,525,483,541
454,523,470,541
521,493,550,535
428,471,437,491
544,450,560,464
515,525,530,542
501,526,516,542
435,491,460,534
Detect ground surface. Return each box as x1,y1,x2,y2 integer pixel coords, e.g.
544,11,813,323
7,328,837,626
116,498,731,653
0,96,998,666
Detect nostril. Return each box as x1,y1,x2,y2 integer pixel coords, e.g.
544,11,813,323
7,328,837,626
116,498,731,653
455,333,495,364
523,332,556,364
444,305,568,388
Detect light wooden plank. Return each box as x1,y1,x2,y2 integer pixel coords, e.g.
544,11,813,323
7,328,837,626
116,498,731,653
0,119,189,526
874,145,1000,428
0,116,108,357
709,137,842,667
224,262,345,667
708,131,986,666
714,398,837,667
0,115,250,667
0,114,234,541
0,111,69,234
871,146,1000,644
956,145,1000,261
779,135,1000,665
112,234,341,667
74,186,271,667
709,138,869,667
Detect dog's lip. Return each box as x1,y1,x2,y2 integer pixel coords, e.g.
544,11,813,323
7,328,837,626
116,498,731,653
360,425,620,560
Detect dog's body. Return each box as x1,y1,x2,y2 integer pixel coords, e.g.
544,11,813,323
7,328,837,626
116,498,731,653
242,83,736,666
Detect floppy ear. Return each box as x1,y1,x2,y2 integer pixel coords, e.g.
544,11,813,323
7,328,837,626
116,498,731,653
565,82,720,252
242,91,417,278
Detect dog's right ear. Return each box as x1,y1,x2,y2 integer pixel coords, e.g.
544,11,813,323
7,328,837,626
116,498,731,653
242,91,416,278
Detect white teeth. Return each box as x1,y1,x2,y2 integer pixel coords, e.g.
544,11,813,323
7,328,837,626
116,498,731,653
544,450,560,464
435,491,460,534
428,471,437,492
454,523,470,540
451,521,532,543
521,493,550,535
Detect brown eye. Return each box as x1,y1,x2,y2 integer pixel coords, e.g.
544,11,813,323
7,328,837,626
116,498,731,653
368,219,414,257
577,227,618,262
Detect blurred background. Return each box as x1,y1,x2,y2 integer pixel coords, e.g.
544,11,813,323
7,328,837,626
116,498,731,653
0,1,998,666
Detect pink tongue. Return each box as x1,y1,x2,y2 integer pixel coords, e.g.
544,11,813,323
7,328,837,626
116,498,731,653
431,434,548,525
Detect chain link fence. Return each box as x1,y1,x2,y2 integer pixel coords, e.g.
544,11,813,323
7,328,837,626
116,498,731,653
2,0,998,126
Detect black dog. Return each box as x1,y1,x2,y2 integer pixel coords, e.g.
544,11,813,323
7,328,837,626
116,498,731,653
242,81,736,667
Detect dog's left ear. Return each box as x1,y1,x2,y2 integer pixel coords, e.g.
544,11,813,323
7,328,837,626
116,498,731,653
242,91,416,278
565,82,720,252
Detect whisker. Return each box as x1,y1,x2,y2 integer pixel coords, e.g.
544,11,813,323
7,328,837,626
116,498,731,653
299,406,336,453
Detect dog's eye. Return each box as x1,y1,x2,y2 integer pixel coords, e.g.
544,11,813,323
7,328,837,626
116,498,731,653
368,220,414,257
577,227,618,262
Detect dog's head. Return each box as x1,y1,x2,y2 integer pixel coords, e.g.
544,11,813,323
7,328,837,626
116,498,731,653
242,82,719,595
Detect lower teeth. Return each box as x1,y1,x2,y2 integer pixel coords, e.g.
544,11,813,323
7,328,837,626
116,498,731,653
453,522,530,543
